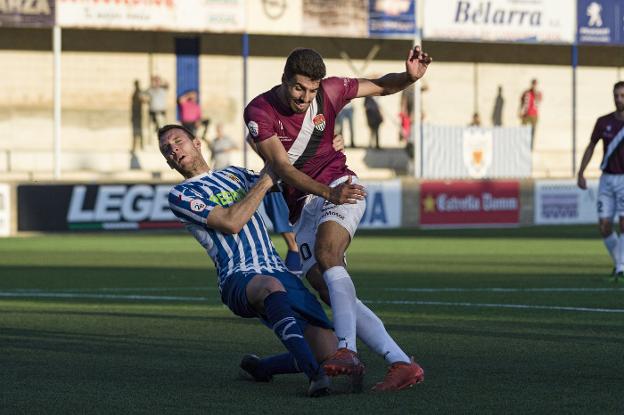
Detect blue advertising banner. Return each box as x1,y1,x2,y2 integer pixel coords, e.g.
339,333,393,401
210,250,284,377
0,0,54,28
577,0,624,44
368,0,416,38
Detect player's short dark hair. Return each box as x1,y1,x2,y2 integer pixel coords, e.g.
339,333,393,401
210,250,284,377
283,48,326,82
157,124,195,142
614,81,624,91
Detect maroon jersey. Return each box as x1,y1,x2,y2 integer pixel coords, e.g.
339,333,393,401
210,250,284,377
591,113,624,174
244,76,359,222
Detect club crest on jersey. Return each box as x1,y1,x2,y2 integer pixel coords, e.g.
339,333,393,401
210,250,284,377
190,199,207,212
225,173,242,185
247,121,259,137
313,114,326,132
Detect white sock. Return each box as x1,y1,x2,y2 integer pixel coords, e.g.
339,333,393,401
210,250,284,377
617,234,624,273
323,266,357,352
355,299,410,364
604,232,618,269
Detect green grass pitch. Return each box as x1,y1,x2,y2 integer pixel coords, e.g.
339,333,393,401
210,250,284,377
0,226,622,414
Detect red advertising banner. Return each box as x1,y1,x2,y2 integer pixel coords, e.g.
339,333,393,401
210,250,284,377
420,180,520,227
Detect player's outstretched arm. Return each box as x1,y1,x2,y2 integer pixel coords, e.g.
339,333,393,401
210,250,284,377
356,45,432,98
257,135,365,205
205,171,275,234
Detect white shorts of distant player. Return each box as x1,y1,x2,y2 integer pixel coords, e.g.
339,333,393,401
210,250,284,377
294,175,367,277
598,173,624,219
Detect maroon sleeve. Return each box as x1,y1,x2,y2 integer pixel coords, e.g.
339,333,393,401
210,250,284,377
590,118,603,144
323,77,359,113
244,100,277,143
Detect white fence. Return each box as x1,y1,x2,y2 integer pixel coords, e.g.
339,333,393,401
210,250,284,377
421,125,532,179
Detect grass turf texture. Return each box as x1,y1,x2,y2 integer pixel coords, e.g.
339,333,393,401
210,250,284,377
0,226,622,414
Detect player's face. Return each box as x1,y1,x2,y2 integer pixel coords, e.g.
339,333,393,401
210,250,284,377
159,129,202,174
614,87,624,112
284,74,320,113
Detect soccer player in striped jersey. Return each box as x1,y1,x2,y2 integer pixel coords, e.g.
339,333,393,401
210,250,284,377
245,46,431,391
158,124,361,397
577,81,624,282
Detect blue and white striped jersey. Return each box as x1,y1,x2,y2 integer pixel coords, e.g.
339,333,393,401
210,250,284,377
168,167,287,290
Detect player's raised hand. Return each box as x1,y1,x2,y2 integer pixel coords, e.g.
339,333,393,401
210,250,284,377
328,176,366,205
406,45,432,82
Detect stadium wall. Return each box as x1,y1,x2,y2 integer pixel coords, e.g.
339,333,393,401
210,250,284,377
1,29,623,180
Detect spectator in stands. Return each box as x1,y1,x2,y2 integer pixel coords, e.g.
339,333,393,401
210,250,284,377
207,123,238,170
178,90,202,136
519,79,542,149
131,80,148,153
335,102,355,148
147,75,169,133
469,112,482,127
364,96,383,149
399,84,414,144
492,85,504,127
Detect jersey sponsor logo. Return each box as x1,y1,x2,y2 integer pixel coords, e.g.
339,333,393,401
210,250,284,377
190,199,207,212
208,188,246,206
313,114,326,132
247,121,259,137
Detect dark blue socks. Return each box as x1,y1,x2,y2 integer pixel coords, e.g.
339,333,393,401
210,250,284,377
263,291,319,380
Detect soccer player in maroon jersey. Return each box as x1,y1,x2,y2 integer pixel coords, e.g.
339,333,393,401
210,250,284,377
244,46,431,391
577,81,624,282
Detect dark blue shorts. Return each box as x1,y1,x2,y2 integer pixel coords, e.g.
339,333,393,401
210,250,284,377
263,192,293,234
220,270,332,330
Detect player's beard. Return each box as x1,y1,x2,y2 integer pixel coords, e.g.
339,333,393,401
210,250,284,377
291,99,309,113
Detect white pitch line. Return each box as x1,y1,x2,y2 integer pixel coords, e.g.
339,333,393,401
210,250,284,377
0,292,210,302
385,287,624,293
0,291,623,314
5,286,215,293
366,300,624,314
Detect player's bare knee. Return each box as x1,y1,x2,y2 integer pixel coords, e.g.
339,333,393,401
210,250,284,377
247,275,285,308
259,276,285,296
314,244,343,271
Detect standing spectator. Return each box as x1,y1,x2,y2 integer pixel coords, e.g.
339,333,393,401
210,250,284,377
335,102,355,148
178,90,202,135
147,75,169,133
208,123,238,170
519,79,542,149
131,80,148,152
399,84,414,143
492,85,504,127
364,96,383,149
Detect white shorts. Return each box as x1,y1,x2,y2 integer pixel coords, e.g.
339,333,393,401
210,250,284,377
598,173,624,219
293,176,366,276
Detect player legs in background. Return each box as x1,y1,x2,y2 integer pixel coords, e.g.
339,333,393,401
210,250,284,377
598,174,624,281
263,192,302,275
